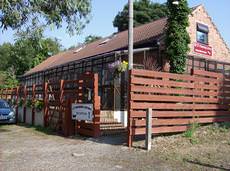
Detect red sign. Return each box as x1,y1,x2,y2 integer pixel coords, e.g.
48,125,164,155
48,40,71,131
194,43,212,56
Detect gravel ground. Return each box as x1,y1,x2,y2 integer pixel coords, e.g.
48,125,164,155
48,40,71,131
0,124,230,171
0,125,170,171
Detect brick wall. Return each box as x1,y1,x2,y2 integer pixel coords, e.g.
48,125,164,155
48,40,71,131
188,5,230,62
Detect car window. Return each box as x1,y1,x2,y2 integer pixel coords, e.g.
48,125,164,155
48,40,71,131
0,101,10,108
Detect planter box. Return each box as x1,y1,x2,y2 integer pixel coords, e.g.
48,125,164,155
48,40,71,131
34,110,44,127
25,107,32,125
18,107,24,123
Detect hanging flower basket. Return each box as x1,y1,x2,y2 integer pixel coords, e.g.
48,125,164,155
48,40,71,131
108,60,128,79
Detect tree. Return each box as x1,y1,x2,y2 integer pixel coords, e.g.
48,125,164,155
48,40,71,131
0,43,14,70
84,35,102,44
165,0,191,73
0,30,61,76
0,0,91,35
113,0,168,32
0,70,18,88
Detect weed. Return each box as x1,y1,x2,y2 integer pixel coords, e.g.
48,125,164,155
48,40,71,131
210,122,230,133
18,123,55,135
183,122,199,138
183,122,200,144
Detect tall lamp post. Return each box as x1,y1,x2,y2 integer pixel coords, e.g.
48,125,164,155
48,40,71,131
127,0,133,148
128,0,133,70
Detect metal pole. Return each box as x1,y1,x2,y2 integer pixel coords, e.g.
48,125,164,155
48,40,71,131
128,0,133,70
146,108,152,151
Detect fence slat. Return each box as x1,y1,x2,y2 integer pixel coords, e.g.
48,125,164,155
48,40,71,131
128,68,230,147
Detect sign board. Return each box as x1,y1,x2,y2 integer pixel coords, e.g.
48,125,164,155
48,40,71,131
194,43,212,56
72,104,93,121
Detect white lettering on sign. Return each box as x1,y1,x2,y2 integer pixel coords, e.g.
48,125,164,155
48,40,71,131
72,104,93,121
194,42,212,56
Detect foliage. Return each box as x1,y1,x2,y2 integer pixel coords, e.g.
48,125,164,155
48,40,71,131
0,0,91,35
26,99,33,108
34,100,44,112
108,60,128,79
113,0,168,32
10,98,17,106
0,70,18,88
84,35,102,44
183,122,200,144
18,99,24,107
0,29,61,76
166,0,191,73
211,122,230,133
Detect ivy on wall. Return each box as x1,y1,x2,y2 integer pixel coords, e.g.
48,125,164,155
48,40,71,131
166,0,191,73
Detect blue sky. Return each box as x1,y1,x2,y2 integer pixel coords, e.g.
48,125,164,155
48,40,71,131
0,0,229,49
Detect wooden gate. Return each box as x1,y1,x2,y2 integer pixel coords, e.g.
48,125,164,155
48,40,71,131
59,72,101,137
128,69,230,147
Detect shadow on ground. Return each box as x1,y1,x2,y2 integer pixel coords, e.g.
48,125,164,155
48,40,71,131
16,123,128,146
184,159,230,171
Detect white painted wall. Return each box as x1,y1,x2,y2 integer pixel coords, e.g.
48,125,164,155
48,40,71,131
114,111,128,127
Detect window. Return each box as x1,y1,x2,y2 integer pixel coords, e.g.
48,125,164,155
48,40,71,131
196,23,209,44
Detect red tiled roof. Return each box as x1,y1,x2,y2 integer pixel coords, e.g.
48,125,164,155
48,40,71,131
25,18,167,76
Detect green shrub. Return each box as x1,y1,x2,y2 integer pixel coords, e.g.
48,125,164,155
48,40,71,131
183,122,199,138
26,99,33,108
183,122,200,144
34,100,44,112
18,99,24,107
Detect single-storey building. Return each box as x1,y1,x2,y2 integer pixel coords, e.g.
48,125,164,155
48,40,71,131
21,4,230,126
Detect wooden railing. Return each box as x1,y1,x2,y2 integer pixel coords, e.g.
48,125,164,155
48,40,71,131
128,69,230,147
0,72,100,137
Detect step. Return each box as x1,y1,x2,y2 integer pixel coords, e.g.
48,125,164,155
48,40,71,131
100,126,125,130
100,118,118,123
101,128,127,136
100,124,124,129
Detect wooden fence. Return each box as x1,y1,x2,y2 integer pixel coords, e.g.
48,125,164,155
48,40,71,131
128,69,230,147
0,72,100,137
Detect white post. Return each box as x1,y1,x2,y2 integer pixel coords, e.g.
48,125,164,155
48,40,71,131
128,0,133,70
146,108,152,151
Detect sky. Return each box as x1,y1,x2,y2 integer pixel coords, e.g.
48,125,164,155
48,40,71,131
0,0,229,49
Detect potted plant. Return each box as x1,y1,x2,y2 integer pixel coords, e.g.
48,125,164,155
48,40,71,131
26,99,33,108
18,98,24,107
34,99,44,112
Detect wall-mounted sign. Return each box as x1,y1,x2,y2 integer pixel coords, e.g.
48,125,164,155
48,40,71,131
72,104,93,121
194,42,212,56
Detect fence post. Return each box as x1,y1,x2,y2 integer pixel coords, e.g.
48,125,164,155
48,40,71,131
32,84,36,125
43,82,48,127
59,80,64,133
23,85,27,123
15,86,19,124
145,108,152,151
63,99,75,136
93,73,100,137
127,70,132,147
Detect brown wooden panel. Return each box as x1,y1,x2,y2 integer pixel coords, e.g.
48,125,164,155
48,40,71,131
131,77,195,88
131,77,221,91
130,110,230,118
131,69,222,83
77,128,94,137
131,94,221,103
131,85,225,97
134,117,230,126
193,69,223,79
130,102,229,110
134,126,188,135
